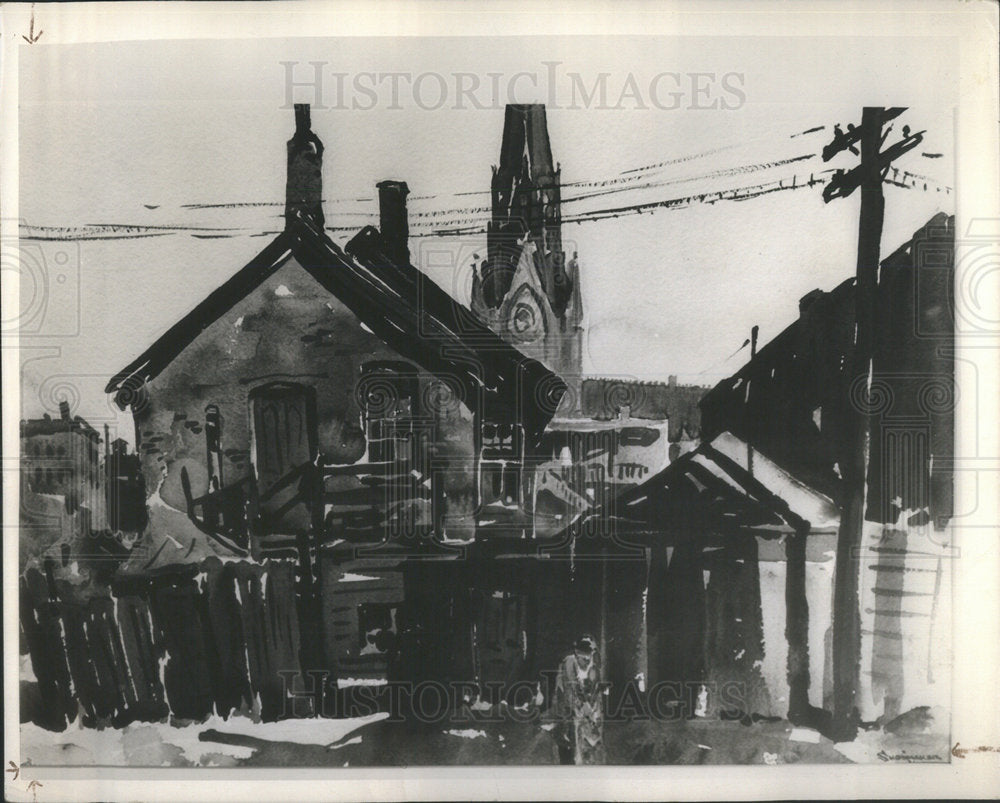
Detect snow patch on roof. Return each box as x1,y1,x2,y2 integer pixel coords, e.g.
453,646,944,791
709,431,840,530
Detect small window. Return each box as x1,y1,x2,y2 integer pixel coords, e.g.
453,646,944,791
481,421,521,460
358,361,419,464
358,603,398,656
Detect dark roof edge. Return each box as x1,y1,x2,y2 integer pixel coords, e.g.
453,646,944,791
699,212,954,410
323,219,566,445
104,214,565,445
105,230,296,398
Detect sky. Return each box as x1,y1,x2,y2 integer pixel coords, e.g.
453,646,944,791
16,35,957,446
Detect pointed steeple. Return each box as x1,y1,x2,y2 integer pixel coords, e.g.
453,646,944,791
473,105,583,409
481,104,569,315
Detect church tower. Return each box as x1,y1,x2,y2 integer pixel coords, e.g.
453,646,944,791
471,104,584,415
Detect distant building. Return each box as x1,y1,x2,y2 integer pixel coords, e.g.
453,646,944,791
20,400,103,516
580,375,707,446
19,401,110,574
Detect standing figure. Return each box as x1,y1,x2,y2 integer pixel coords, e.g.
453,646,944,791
553,635,606,764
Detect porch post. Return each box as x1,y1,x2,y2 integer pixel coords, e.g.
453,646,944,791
784,524,811,723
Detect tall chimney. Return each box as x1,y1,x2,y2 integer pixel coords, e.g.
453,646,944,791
285,104,325,227
377,180,410,266
59,400,71,421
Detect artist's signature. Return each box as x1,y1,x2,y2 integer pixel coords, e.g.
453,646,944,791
952,742,1000,759
877,743,1000,762
876,750,943,762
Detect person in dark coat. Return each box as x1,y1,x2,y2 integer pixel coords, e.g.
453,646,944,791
552,635,606,764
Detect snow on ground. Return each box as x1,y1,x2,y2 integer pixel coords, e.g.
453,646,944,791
833,706,951,764
19,707,948,767
445,729,487,739
19,713,388,768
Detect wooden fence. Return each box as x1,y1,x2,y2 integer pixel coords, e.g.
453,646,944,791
19,557,306,731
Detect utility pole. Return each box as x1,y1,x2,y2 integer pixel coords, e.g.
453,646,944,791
822,108,923,740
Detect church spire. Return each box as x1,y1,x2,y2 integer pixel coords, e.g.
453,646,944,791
473,105,583,406
481,104,570,316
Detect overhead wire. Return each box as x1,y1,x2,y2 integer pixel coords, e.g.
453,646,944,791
19,121,951,242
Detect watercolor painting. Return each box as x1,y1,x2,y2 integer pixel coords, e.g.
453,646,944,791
7,19,977,781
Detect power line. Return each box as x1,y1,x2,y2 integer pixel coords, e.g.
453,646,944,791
21,166,952,243
19,121,950,242
149,121,842,212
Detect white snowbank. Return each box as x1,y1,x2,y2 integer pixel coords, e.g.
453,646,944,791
18,712,388,767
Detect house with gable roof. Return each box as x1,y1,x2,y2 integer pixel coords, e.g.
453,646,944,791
103,104,565,697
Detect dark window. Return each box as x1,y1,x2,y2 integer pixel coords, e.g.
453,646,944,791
249,383,318,535
480,421,524,505
618,427,660,448
251,384,317,490
358,361,420,464
481,421,521,460
358,603,398,656
205,404,224,489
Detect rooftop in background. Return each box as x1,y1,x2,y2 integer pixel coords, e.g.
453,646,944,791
21,401,101,442
580,376,709,442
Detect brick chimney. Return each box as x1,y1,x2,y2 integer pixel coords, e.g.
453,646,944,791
285,104,325,227
377,180,410,266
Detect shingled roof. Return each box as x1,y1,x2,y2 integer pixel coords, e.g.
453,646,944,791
105,214,565,448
